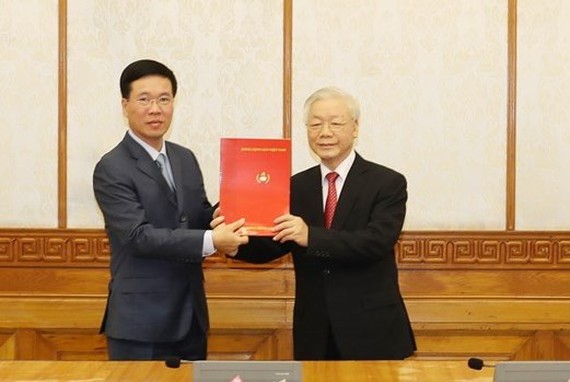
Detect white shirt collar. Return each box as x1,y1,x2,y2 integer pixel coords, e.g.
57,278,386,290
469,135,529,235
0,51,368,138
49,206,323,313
128,129,167,161
320,150,356,181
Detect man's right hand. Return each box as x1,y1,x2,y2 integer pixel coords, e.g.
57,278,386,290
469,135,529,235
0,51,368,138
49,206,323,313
212,215,248,255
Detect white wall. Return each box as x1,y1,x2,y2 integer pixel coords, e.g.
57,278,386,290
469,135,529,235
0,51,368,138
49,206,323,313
66,0,283,227
517,0,570,230
1,0,569,231
292,0,507,229
0,0,59,227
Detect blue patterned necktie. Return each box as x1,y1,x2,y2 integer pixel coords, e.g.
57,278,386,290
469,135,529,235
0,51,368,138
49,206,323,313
156,153,175,191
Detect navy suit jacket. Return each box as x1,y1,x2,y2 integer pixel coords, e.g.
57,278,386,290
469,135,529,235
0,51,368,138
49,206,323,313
235,153,416,360
93,132,211,343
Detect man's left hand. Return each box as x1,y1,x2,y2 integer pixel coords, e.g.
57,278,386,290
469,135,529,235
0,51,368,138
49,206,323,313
272,214,308,247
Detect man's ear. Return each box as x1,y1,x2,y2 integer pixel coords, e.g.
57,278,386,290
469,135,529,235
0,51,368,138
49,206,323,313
121,98,128,117
353,119,359,137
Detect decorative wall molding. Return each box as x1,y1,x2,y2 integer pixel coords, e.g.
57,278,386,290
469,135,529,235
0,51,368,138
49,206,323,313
0,230,109,267
397,231,570,269
0,229,569,269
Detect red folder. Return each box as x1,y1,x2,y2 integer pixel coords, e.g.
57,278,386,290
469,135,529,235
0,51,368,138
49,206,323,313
220,138,291,236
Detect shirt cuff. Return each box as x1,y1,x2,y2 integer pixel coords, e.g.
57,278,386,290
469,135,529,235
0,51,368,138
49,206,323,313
202,230,216,257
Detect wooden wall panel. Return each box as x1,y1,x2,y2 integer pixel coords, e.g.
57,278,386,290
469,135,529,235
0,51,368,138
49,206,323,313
1,229,570,361
35,331,108,361
414,329,570,361
208,329,291,360
0,268,107,295
401,269,570,297
1,296,569,361
1,298,569,361
413,330,529,360
0,332,15,359
511,331,570,361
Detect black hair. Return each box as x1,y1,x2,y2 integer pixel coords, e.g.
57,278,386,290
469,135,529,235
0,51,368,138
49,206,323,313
119,59,177,98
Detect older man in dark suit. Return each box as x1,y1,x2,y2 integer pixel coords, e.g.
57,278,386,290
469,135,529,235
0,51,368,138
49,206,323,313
215,87,416,360
93,59,247,361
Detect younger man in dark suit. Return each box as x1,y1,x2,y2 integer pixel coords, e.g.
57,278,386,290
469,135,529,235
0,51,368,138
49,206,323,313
214,87,416,360
93,59,247,361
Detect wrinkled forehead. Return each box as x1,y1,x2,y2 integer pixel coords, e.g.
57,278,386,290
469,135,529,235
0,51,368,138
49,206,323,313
308,97,351,120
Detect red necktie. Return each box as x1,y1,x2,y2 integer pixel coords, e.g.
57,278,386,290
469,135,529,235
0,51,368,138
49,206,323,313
324,172,339,229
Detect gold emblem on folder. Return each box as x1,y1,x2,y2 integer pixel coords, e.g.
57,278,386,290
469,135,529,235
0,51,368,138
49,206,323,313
256,171,270,184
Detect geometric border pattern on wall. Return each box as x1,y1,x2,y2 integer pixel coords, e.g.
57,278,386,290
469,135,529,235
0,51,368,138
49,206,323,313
0,229,569,269
397,231,570,269
0,230,110,267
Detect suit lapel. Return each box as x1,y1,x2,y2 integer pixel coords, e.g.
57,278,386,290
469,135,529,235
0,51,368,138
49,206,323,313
308,167,326,227
123,134,177,207
331,154,367,229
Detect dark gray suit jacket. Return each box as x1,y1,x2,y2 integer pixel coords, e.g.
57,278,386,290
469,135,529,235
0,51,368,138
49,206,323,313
235,153,416,360
93,132,212,343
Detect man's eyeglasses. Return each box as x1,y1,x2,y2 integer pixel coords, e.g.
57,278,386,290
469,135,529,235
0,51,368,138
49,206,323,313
133,96,173,108
306,121,350,132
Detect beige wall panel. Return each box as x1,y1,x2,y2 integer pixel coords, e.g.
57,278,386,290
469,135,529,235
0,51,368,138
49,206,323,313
517,1,570,229
67,0,283,227
0,1,58,227
292,0,507,230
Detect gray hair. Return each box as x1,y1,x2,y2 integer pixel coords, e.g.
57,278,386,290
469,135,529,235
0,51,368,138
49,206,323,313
303,87,360,125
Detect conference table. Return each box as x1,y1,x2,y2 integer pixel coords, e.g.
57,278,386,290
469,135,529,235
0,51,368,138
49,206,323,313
0,359,493,381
